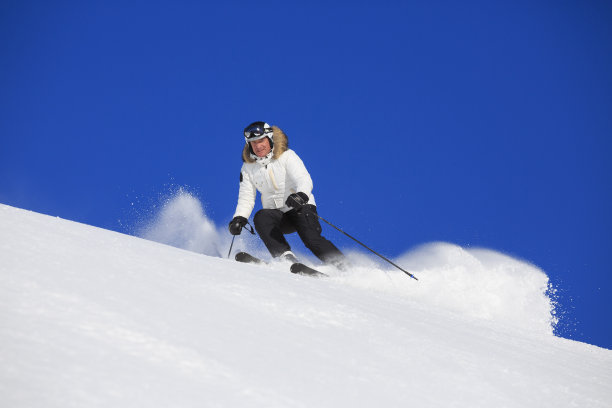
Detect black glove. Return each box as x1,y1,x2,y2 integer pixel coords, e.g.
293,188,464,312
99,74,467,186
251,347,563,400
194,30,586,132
228,216,248,235
286,192,309,211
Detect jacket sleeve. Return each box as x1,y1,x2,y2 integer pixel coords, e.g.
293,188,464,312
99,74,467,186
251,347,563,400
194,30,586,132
285,150,314,196
233,166,257,219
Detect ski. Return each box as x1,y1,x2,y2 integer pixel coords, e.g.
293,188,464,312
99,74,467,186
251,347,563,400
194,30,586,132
290,262,328,278
234,252,327,277
235,251,266,265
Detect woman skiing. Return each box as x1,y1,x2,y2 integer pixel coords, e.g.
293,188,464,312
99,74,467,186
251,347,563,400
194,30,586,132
229,121,346,268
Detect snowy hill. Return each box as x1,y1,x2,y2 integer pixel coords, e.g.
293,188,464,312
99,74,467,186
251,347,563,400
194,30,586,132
1,203,610,407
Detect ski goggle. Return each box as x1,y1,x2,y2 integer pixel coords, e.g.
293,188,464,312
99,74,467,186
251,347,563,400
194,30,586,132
244,122,273,141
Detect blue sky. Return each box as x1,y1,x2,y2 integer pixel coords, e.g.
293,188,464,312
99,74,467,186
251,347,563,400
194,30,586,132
1,1,611,348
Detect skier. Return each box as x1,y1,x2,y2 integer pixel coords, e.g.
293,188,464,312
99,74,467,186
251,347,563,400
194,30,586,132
229,121,346,269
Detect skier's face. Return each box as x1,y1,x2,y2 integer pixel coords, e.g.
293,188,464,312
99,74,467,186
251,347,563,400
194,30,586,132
250,137,272,157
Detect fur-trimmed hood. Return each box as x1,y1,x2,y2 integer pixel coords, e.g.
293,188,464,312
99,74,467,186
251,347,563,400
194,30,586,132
242,125,289,163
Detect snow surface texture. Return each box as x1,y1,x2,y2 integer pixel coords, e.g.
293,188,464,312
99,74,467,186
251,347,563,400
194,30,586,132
1,202,611,407
139,192,556,335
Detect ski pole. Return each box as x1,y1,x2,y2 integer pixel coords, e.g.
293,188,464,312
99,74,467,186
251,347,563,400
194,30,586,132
227,220,256,259
227,235,236,259
314,213,418,280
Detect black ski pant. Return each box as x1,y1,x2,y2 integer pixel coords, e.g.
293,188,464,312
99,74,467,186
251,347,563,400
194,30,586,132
253,205,345,264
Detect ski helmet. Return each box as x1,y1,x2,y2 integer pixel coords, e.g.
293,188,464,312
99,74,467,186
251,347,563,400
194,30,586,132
243,121,274,145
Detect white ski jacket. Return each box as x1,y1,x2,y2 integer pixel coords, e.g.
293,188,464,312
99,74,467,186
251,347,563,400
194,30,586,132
233,128,316,220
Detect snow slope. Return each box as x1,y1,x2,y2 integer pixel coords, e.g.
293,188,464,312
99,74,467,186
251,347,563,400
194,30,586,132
1,203,611,407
